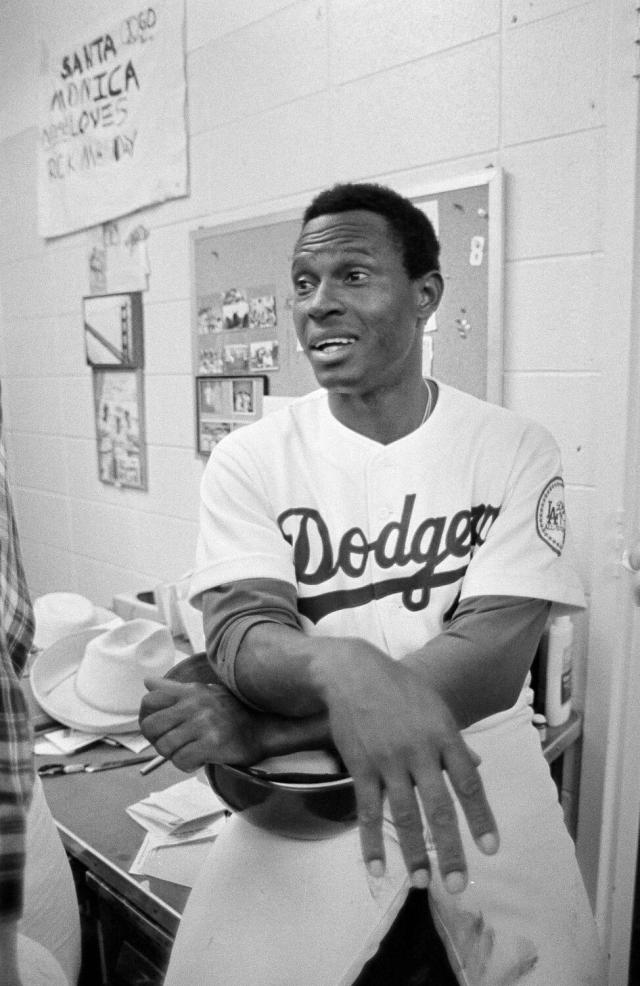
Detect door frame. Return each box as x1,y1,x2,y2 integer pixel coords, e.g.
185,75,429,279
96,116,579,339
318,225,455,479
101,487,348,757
575,2,640,980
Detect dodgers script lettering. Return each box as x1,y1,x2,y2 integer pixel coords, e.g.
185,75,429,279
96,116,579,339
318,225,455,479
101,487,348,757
278,494,500,623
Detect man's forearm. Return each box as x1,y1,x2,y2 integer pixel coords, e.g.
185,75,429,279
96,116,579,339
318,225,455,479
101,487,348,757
404,596,550,728
234,621,329,716
257,707,333,758
234,595,550,729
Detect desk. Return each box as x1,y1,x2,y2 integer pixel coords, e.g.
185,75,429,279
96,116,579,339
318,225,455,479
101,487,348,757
37,742,192,985
24,654,197,984
542,711,583,837
34,707,583,985
39,746,189,936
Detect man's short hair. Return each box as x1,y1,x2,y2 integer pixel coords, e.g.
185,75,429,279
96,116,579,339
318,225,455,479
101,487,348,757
302,182,440,278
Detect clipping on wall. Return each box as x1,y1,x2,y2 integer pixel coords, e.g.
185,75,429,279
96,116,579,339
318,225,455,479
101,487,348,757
93,368,147,490
37,0,188,238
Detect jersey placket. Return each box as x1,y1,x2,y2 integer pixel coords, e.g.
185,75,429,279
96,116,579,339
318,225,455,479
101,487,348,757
365,449,407,657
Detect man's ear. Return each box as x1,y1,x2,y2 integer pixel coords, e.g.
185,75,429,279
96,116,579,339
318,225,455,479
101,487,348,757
415,271,444,324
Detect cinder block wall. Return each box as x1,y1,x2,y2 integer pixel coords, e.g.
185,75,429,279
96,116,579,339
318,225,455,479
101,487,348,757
0,0,603,647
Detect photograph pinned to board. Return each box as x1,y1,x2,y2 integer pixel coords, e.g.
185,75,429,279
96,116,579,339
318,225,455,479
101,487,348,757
84,292,144,368
222,288,250,329
196,375,268,457
248,288,277,331
195,283,279,376
249,338,279,371
197,293,224,335
223,344,249,374
93,368,147,490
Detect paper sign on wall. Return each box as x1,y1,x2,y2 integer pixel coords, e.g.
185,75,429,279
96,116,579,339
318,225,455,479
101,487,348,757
37,0,188,239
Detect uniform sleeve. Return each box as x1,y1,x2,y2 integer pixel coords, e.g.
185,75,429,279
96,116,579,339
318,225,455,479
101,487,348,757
202,579,302,704
416,593,552,728
189,439,296,608
461,425,585,610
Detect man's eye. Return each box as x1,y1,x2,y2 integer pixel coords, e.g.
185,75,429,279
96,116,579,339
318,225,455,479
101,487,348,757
346,270,367,283
293,276,313,294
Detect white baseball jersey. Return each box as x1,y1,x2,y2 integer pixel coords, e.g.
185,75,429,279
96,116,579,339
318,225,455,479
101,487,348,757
182,384,605,986
191,382,584,672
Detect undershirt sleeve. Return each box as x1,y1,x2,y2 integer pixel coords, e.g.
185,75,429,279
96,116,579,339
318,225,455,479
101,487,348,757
202,578,550,708
202,578,302,706
444,593,550,643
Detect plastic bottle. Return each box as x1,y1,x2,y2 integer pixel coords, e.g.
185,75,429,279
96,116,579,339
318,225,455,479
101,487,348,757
532,712,548,743
544,614,573,727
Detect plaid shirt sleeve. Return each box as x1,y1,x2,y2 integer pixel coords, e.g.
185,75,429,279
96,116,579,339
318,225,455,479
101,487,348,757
0,397,35,922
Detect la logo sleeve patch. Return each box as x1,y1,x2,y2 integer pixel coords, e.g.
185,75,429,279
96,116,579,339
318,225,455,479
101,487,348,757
536,476,566,555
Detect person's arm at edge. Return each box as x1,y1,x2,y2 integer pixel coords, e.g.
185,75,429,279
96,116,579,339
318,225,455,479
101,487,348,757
0,404,34,986
0,656,33,986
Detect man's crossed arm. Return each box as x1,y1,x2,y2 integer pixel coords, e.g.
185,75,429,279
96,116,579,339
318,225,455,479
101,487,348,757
139,579,549,895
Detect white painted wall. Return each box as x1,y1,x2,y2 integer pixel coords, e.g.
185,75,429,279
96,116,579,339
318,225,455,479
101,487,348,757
1,0,629,940
0,0,604,603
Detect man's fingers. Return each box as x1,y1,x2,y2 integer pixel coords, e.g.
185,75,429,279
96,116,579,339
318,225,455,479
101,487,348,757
414,738,499,894
464,742,482,768
143,676,192,695
139,704,182,743
139,679,191,718
444,740,499,856
143,718,210,771
353,774,386,878
154,735,204,772
385,776,430,889
415,766,467,893
139,680,214,719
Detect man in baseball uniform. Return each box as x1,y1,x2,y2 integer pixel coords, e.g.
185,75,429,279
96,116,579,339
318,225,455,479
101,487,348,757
140,183,604,985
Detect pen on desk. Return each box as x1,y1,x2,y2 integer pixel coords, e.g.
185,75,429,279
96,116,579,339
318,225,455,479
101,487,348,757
38,755,157,777
139,754,166,775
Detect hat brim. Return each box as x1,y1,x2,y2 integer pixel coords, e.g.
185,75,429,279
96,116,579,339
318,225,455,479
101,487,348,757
31,627,140,734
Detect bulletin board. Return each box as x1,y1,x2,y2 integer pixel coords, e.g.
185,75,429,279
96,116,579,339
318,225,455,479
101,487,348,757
189,169,503,449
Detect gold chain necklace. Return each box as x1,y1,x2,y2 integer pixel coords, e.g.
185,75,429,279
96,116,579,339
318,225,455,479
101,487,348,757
420,380,433,426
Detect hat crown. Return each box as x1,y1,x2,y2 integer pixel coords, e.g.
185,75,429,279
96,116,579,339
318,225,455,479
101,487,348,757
33,593,97,649
75,619,174,714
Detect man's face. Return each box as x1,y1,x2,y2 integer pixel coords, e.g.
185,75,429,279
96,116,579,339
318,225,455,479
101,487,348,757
291,210,429,395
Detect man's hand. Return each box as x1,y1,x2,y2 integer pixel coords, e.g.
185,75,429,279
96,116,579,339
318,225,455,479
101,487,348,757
139,678,333,773
311,640,499,894
139,678,268,772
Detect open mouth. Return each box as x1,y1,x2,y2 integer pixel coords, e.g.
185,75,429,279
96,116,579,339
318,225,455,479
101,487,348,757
310,337,356,356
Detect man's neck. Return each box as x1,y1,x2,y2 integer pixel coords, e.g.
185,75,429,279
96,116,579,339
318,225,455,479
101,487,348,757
327,379,433,446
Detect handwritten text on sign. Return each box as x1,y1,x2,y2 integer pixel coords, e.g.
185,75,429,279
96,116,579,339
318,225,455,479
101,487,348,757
38,1,187,238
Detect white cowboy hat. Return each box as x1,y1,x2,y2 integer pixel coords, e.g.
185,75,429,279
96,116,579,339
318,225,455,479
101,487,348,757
31,619,176,734
33,592,118,650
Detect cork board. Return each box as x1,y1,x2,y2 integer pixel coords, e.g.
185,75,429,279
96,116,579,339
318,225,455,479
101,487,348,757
189,170,503,451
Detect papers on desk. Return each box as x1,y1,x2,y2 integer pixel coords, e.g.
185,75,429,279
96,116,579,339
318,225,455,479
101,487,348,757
128,776,230,888
35,728,102,755
34,728,151,756
107,732,151,753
